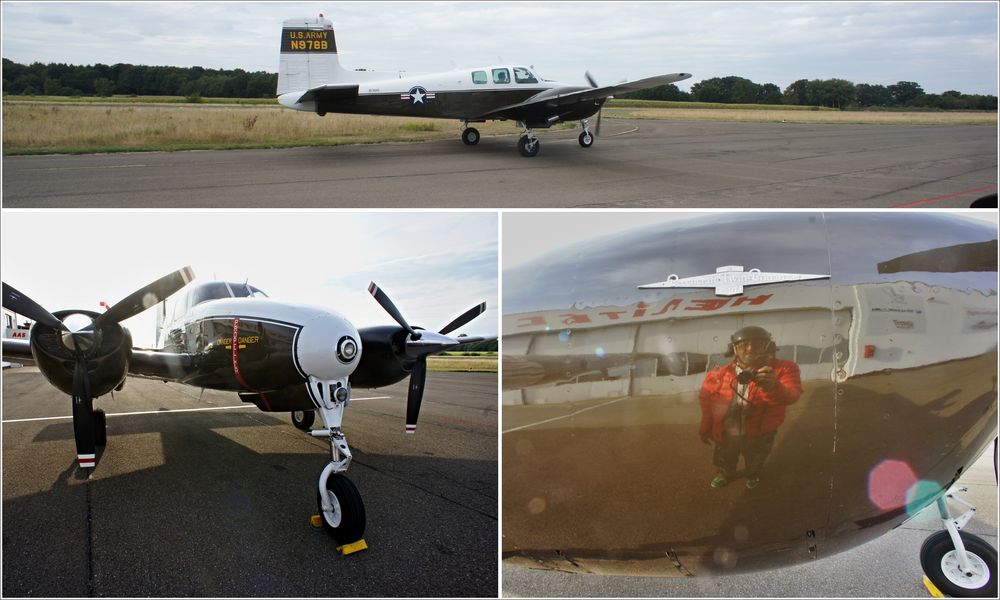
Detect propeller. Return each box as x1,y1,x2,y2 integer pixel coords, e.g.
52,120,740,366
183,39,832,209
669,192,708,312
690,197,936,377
367,282,487,433
585,70,604,137
2,282,65,330
2,266,194,469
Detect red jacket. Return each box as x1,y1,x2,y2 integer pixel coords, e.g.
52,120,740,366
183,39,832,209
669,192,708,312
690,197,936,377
698,358,803,443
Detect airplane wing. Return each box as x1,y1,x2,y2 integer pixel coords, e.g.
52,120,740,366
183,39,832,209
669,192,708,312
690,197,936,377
128,349,196,381
294,84,360,104
474,72,692,121
2,337,33,361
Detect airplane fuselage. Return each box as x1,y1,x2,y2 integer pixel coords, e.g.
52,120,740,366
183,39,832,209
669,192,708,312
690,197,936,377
279,66,600,126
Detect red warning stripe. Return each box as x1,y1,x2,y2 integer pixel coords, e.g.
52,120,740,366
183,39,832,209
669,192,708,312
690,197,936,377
231,317,271,411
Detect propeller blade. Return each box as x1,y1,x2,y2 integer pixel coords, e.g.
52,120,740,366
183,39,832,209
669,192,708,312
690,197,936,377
2,282,65,330
71,353,97,468
405,357,428,433
368,282,421,340
439,302,486,335
95,266,194,328
585,70,598,88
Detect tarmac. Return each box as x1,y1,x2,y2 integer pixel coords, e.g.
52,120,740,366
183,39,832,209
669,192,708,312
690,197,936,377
502,445,998,597
3,120,995,208
2,367,498,597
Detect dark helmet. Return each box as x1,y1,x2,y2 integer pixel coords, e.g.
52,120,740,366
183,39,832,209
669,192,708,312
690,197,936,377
725,326,776,357
731,326,772,345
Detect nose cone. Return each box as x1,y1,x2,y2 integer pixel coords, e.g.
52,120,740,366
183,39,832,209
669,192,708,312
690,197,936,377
295,309,361,381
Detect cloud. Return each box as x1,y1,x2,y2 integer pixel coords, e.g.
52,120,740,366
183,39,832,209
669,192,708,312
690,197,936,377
2,2,996,94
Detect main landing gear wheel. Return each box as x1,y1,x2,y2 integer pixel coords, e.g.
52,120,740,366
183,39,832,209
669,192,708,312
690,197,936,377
921,530,997,597
93,409,107,447
291,410,315,431
462,127,480,146
518,135,540,157
579,131,594,148
317,473,366,543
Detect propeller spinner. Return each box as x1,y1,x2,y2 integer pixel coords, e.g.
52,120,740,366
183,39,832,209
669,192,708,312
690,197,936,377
367,282,487,433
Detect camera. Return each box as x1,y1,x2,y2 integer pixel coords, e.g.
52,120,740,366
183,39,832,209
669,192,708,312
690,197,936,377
736,370,757,385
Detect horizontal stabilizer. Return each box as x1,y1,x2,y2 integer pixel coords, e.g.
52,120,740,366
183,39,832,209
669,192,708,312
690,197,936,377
297,84,360,104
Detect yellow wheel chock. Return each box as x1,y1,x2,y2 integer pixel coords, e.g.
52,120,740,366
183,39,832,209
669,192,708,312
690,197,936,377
310,515,368,555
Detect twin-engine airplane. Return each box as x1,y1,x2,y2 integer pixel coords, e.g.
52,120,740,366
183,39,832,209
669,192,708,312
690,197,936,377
276,14,691,157
1,271,490,544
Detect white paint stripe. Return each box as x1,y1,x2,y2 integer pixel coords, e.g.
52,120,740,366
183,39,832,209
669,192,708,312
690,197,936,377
1,396,394,424
78,454,96,459
607,126,639,137
502,396,630,434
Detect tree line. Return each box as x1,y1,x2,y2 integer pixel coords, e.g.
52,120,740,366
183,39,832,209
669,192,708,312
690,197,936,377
2,59,277,99
3,59,996,110
621,75,997,111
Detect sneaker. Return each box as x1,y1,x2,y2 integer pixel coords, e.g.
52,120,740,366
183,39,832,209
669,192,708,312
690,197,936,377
711,474,728,488
746,477,760,489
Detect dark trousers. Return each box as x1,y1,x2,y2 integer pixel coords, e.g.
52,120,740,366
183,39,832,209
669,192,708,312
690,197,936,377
713,430,777,478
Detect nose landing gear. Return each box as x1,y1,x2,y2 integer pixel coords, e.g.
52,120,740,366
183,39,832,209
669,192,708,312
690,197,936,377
306,376,366,544
920,486,997,597
579,119,594,148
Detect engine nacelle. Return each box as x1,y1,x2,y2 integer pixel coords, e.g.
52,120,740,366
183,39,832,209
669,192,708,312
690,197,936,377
351,325,413,389
30,310,132,398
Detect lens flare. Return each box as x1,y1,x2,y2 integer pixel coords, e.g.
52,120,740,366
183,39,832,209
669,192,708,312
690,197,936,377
867,459,917,510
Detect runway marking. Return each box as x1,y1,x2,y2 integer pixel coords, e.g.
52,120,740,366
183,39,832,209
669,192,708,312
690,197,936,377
1,396,393,423
606,126,639,137
892,184,997,208
502,396,629,434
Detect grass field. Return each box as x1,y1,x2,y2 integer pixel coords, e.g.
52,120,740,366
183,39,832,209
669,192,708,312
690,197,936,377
427,355,498,373
3,96,995,154
605,106,997,125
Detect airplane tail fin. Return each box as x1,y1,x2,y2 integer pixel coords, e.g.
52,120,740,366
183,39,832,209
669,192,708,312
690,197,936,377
277,14,350,96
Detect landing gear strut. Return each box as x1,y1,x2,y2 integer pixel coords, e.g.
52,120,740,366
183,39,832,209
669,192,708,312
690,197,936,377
307,376,366,543
517,122,540,157
578,119,594,148
921,486,997,597
461,122,480,146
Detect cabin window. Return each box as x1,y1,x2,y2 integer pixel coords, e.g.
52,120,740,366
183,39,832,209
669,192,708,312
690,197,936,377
513,67,537,84
492,68,510,84
5,314,12,329
472,70,488,84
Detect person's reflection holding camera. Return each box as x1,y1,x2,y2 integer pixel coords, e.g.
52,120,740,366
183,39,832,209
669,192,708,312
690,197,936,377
698,326,803,489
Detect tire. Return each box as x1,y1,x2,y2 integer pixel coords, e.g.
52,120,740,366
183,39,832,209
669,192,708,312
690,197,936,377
291,410,315,431
518,135,540,157
93,409,107,447
920,530,997,597
462,127,480,146
578,131,594,148
317,474,366,543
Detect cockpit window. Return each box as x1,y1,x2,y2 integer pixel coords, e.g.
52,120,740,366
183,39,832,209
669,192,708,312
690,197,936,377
227,282,267,299
513,67,537,84
472,70,488,84
188,281,267,307
492,68,510,84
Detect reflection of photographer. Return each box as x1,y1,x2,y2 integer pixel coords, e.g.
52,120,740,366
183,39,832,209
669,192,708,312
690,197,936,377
698,326,803,489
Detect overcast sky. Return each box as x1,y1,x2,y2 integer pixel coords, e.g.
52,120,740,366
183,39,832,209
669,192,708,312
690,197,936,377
1,211,498,347
503,210,1000,270
2,1,997,95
